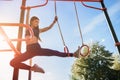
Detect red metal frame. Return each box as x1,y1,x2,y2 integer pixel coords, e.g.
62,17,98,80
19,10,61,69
21,0,48,9
81,1,105,10
0,23,34,55
53,0,104,10
0,27,19,54
51,0,102,2
0,0,13,1
0,49,12,52
0,23,34,40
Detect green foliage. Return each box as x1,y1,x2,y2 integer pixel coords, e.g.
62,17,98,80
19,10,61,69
71,42,120,80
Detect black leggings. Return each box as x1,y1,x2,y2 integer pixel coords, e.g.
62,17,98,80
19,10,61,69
10,43,73,70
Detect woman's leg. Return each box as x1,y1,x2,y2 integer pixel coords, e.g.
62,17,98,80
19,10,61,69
38,48,74,57
26,43,74,57
10,52,35,70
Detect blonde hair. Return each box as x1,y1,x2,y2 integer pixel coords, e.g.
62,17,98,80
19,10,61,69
30,16,39,25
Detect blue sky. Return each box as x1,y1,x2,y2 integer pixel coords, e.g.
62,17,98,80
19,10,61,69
0,0,120,80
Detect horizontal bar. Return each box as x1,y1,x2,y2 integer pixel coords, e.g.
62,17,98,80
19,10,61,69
0,23,29,28
0,27,19,54
10,39,26,41
0,23,34,39
0,0,13,1
50,0,102,2
81,1,105,10
0,23,34,54
2,39,26,42
0,49,12,52
21,0,48,9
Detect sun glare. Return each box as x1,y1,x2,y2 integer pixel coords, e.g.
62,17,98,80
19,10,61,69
0,31,14,80
0,34,4,42
0,32,13,52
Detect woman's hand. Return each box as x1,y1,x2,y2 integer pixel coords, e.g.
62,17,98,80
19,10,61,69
14,52,21,57
53,16,58,23
39,16,58,33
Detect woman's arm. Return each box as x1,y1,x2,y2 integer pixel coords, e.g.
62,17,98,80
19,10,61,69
39,16,57,33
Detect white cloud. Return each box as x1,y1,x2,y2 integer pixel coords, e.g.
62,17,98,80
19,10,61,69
82,1,120,35
82,13,104,34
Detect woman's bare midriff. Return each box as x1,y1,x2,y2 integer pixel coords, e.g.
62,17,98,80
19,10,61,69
26,36,39,45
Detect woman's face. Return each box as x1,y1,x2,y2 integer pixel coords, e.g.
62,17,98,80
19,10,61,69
31,19,39,28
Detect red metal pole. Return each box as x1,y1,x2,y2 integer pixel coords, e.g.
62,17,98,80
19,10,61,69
50,0,101,2
21,0,48,9
100,1,120,54
12,0,26,80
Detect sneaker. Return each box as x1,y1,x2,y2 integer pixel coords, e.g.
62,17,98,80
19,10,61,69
31,64,45,73
73,47,80,58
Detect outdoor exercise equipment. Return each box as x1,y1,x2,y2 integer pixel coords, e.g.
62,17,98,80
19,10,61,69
53,0,120,54
100,1,120,53
54,0,69,54
0,1,49,80
73,2,90,57
0,0,119,80
0,23,34,55
53,0,107,57
20,0,48,80
0,49,12,52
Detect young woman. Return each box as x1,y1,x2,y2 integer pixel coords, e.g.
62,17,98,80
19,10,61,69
10,16,79,73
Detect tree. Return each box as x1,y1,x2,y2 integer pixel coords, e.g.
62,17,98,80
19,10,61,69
110,54,120,70
71,42,120,80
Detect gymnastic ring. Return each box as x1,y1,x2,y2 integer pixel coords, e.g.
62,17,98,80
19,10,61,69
79,44,90,57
